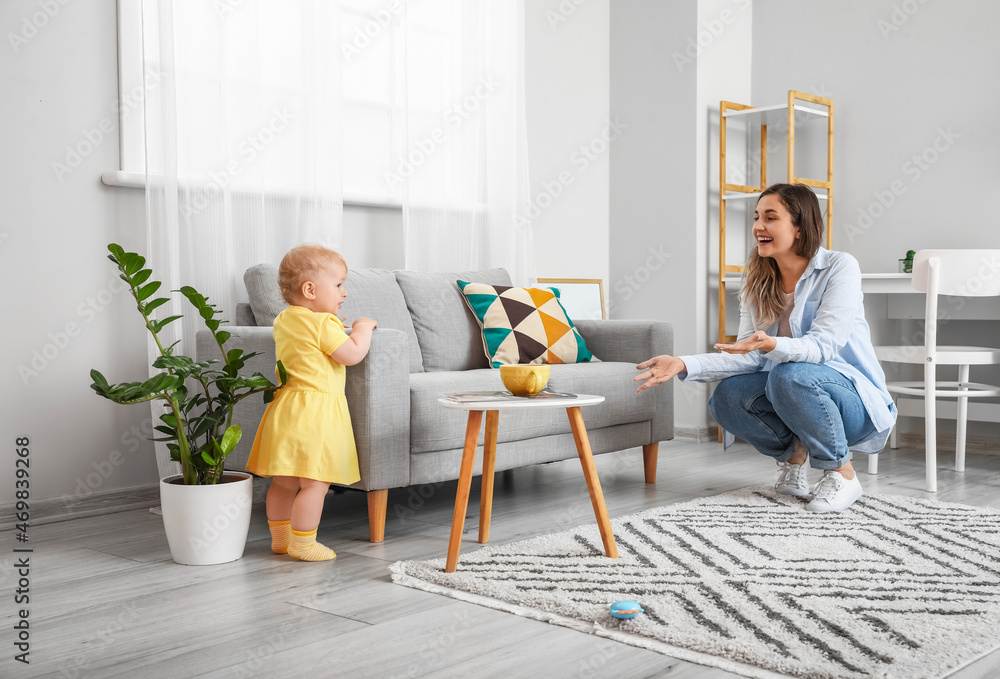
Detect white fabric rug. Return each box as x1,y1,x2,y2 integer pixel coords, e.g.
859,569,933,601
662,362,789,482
390,487,1000,679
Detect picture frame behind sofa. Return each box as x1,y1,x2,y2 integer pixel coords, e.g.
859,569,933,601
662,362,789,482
536,278,606,321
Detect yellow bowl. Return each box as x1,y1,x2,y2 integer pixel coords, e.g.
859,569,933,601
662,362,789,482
499,365,551,396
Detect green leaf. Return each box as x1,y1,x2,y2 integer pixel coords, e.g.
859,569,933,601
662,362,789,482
123,253,145,275
216,331,231,345
153,354,194,370
108,243,125,260
120,385,150,401
141,373,170,393
200,451,217,466
137,281,162,301
277,360,287,386
226,348,244,363
154,425,176,437
199,306,214,321
243,376,271,388
90,369,109,388
206,319,220,332
144,297,170,315
183,394,206,414
191,415,217,439
161,413,178,427
132,269,152,286
263,389,275,404
152,315,183,333
219,425,242,456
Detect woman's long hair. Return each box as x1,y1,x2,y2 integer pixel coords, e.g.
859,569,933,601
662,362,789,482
742,183,824,327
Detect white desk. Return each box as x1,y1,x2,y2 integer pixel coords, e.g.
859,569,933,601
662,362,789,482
727,273,1000,320
862,273,1000,320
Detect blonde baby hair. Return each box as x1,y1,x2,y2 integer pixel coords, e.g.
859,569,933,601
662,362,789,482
278,243,347,304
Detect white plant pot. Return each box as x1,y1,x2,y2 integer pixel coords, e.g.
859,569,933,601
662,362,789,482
159,472,253,566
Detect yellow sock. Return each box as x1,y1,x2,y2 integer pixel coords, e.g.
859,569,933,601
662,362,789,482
288,528,336,562
268,520,291,554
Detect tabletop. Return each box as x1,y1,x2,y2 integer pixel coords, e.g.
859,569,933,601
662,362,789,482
438,391,605,410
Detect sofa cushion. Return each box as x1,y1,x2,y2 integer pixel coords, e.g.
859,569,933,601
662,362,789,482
339,269,424,373
408,362,657,454
395,268,512,372
244,264,286,328
457,281,597,367
244,264,424,373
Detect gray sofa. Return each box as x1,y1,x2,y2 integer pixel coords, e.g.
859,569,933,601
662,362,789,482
197,266,673,542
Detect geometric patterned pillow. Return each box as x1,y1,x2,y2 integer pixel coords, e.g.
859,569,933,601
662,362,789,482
457,280,597,368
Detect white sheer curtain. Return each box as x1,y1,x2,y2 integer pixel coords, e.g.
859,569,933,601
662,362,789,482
400,0,532,285
141,0,343,478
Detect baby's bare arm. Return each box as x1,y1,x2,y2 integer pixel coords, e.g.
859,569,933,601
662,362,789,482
330,317,377,366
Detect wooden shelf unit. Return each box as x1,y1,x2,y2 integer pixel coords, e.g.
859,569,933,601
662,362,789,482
718,90,834,345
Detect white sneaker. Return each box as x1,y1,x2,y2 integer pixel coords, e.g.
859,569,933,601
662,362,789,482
775,462,810,497
805,471,863,513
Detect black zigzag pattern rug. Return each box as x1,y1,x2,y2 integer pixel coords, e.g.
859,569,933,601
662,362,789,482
390,487,1000,679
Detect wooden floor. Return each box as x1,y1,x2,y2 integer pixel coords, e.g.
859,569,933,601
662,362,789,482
8,440,1000,679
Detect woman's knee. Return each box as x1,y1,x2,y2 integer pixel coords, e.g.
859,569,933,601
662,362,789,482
764,363,815,405
709,376,757,423
709,379,737,419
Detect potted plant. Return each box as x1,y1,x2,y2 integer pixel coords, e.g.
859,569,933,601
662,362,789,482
90,244,284,565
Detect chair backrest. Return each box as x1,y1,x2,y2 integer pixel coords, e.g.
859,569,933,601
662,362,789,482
911,250,1000,298
911,250,1000,360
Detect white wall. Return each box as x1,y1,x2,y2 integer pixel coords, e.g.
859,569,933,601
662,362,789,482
2,0,159,506
525,0,610,285
610,0,752,435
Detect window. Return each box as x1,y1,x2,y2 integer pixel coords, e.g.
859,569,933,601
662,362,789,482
112,0,412,204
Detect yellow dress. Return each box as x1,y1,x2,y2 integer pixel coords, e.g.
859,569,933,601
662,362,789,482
246,306,361,485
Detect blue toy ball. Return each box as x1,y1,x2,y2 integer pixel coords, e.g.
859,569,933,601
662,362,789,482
609,600,644,619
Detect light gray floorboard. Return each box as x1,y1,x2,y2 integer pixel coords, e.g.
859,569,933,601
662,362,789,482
3,440,999,678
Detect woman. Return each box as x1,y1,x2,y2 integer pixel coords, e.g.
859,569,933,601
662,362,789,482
634,183,895,513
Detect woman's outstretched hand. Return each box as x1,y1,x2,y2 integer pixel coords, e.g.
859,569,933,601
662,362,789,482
713,331,776,354
633,355,686,393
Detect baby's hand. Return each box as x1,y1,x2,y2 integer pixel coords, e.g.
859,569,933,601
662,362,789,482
352,317,378,331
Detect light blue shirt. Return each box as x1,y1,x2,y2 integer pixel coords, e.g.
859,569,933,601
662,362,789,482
679,247,896,454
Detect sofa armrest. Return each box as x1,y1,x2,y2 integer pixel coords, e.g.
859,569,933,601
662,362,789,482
344,328,411,491
574,319,674,442
574,319,674,364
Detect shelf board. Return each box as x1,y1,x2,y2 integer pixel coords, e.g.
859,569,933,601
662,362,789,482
723,103,829,126
723,191,827,201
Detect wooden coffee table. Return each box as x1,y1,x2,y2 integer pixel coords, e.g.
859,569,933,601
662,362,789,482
438,391,618,572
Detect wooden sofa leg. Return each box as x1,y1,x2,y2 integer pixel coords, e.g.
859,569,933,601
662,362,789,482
367,489,388,543
643,443,659,484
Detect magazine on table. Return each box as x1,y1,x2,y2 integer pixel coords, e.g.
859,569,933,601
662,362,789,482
443,390,579,403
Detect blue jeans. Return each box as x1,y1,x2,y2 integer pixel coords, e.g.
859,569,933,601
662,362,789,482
708,363,876,469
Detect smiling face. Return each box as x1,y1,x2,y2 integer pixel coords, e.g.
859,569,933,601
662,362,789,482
299,260,348,315
753,194,800,259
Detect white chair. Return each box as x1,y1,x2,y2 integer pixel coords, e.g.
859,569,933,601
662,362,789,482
870,250,1000,492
